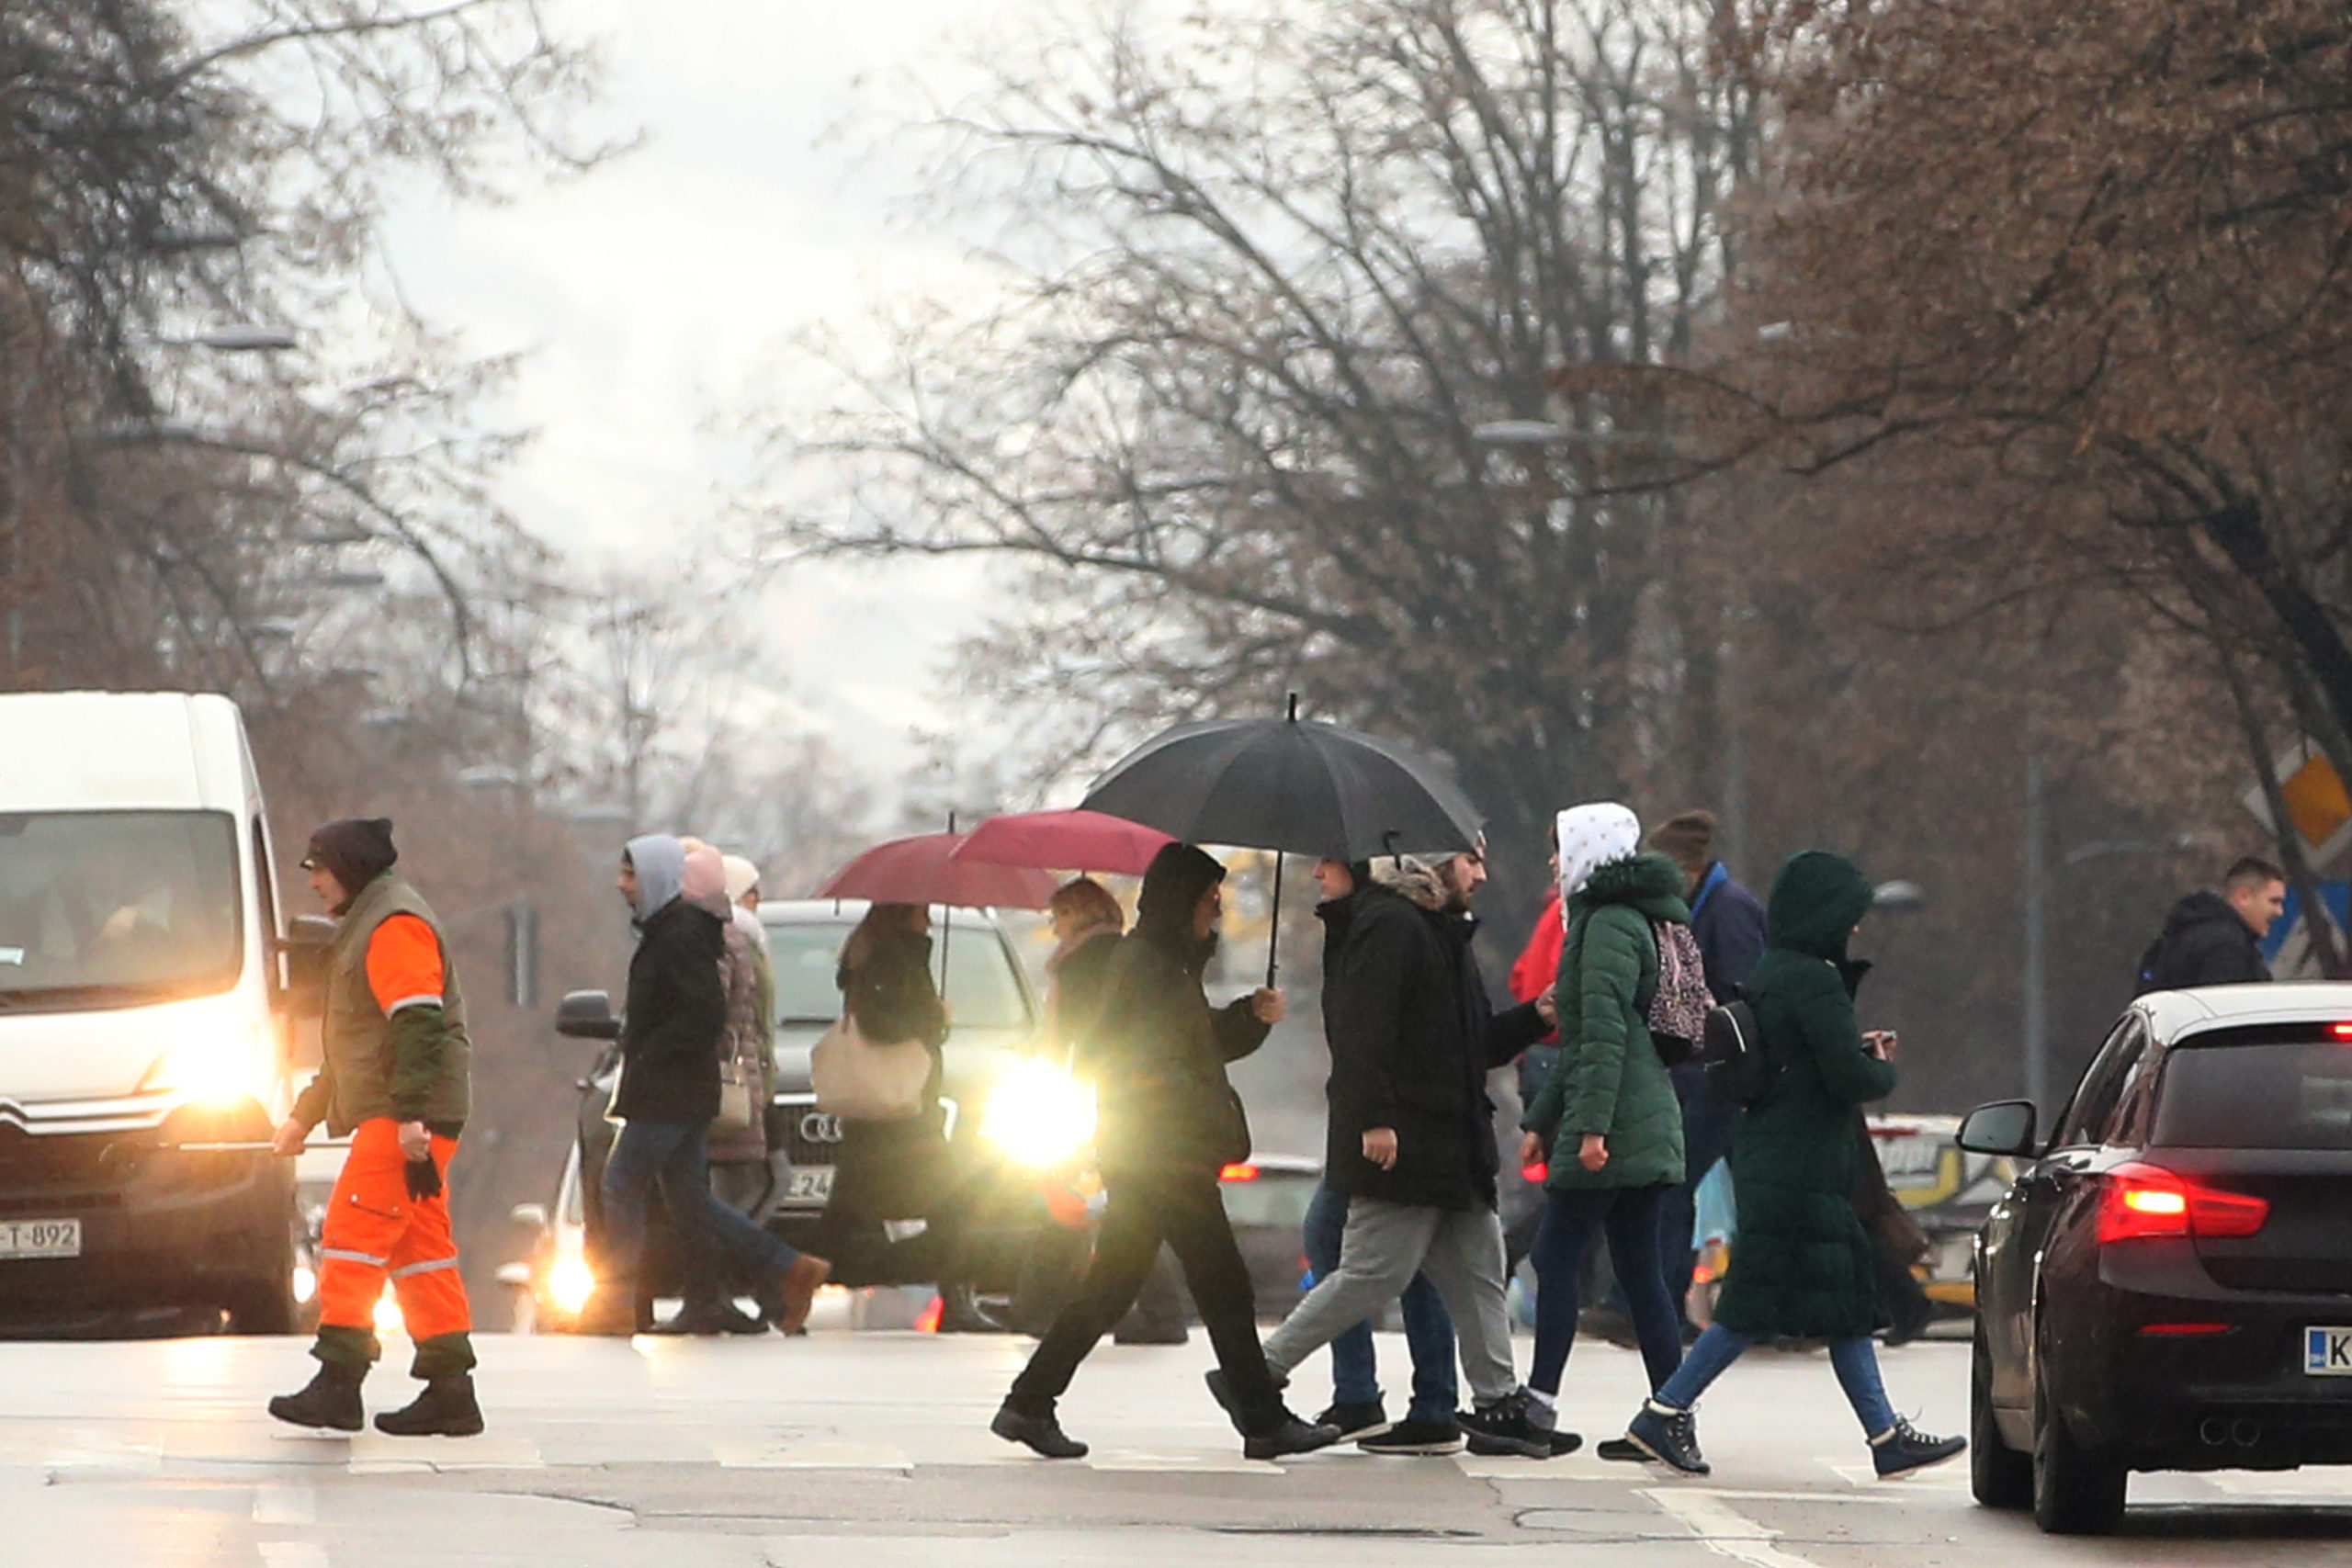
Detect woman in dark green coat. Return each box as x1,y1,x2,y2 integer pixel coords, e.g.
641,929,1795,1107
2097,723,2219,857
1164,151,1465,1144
1617,851,1964,1483
1518,804,1690,1439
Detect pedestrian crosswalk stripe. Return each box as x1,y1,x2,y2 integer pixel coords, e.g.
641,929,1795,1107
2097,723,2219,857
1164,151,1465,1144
1644,1488,1829,1568
714,1440,912,1470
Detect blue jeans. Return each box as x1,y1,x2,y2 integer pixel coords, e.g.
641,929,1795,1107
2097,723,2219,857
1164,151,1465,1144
1654,1324,1898,1438
606,1122,802,1300
1529,1183,1684,1398
1303,1182,1457,1424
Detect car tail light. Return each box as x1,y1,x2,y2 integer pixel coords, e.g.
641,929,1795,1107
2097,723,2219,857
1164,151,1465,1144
2097,1163,2269,1245
2138,1322,2233,1337
1219,1163,1259,1182
2333,1023,2352,1040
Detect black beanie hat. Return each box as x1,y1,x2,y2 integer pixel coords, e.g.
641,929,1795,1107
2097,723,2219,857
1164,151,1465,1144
303,818,398,898
1135,841,1227,945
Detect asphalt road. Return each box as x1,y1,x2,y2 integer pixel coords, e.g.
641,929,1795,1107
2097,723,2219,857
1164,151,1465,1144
9,1321,2352,1565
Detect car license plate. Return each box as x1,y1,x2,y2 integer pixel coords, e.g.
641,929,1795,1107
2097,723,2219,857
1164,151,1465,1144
2306,1328,2352,1375
783,1168,834,1204
0,1218,81,1259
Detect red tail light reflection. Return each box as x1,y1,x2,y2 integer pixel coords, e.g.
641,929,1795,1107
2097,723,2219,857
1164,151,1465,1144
1522,1163,1548,1183
2097,1163,2268,1245
1218,1164,1259,1182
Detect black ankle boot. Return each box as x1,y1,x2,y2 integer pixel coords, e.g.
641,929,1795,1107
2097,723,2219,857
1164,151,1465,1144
373,1373,485,1438
268,1361,366,1432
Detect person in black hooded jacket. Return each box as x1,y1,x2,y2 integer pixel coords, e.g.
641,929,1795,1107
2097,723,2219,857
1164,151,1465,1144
2135,857,2284,994
993,842,1337,1463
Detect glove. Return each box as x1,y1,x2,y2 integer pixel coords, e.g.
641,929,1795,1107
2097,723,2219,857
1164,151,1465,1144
404,1153,444,1202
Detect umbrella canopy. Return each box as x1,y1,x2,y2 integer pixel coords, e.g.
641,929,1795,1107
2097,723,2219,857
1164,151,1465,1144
1080,706,1483,862
813,832,1059,910
951,808,1174,876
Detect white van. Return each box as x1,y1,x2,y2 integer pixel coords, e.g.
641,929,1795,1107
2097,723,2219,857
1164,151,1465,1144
0,692,306,1332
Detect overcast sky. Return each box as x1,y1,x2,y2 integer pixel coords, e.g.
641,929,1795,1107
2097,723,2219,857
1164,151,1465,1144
379,0,1021,798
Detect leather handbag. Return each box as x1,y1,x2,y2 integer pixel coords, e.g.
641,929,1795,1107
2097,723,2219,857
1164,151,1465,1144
713,1058,759,1134
811,1012,931,1122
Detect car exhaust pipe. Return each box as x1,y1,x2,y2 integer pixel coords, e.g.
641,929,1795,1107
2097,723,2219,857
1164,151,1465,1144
2232,1418,2262,1448
2199,1418,2230,1446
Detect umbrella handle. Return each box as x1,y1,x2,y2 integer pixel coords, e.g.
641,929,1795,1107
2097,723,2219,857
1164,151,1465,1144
1264,851,1283,990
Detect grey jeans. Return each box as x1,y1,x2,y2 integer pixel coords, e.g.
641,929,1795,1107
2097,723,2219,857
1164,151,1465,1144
1261,1197,1519,1408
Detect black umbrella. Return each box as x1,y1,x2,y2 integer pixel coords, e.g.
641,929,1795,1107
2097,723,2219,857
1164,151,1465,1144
1080,696,1484,984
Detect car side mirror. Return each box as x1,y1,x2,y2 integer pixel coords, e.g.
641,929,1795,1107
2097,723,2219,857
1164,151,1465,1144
279,915,335,1019
555,989,621,1041
1957,1100,2039,1157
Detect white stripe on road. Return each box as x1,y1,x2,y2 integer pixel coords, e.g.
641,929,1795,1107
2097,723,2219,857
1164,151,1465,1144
253,1483,315,1524
258,1545,329,1568
1644,1488,1827,1568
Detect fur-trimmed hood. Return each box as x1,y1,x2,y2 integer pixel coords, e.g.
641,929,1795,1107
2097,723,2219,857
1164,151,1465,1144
1368,854,1449,911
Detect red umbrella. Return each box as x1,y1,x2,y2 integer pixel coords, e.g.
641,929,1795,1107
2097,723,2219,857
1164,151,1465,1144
813,832,1059,910
951,808,1174,876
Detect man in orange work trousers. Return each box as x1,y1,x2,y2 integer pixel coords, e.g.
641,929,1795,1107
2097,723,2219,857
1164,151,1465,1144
267,817,482,1437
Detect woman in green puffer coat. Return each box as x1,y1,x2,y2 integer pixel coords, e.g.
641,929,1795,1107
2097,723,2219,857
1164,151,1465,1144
1518,803,1691,1442
1614,850,1964,1483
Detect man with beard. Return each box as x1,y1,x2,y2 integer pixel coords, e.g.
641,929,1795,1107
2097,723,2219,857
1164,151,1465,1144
1249,844,1556,1460
992,843,1338,1461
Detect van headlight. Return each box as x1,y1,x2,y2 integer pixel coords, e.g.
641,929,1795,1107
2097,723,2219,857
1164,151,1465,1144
547,1251,597,1317
141,1025,275,1108
980,1057,1097,1169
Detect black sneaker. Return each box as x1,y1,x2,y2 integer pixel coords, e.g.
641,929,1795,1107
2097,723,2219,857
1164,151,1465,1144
1544,1428,1584,1456
1596,1436,1648,1463
1316,1399,1392,1443
372,1374,484,1438
1358,1418,1465,1456
1460,1391,1553,1460
1204,1366,1288,1426
1625,1399,1709,1475
1870,1416,1966,1479
1243,1415,1341,1461
991,1403,1088,1460
267,1361,365,1433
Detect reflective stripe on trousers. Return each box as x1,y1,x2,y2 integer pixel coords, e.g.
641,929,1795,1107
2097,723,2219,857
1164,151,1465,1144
316,1117,471,1342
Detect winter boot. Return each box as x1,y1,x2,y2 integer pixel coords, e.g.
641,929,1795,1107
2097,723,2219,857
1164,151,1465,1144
1460,1390,1554,1459
1870,1416,1966,1479
373,1374,486,1438
1625,1398,1710,1474
991,1400,1088,1460
267,1361,366,1433
758,1254,831,1336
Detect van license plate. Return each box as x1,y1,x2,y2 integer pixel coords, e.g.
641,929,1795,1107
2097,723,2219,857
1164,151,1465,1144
784,1168,834,1203
0,1219,81,1259
2305,1328,2352,1375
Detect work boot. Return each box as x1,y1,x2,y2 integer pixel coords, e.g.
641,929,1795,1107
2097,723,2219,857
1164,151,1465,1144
373,1374,485,1438
991,1401,1088,1460
1625,1399,1709,1475
759,1254,831,1336
1461,1389,1554,1459
1870,1416,1966,1479
267,1361,366,1433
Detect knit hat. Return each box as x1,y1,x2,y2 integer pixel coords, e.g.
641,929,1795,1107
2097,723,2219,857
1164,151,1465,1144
1554,802,1641,908
682,844,729,917
1647,809,1717,875
302,818,398,903
722,854,761,905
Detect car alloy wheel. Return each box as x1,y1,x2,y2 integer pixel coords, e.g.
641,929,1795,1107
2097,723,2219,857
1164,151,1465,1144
2031,1347,2127,1535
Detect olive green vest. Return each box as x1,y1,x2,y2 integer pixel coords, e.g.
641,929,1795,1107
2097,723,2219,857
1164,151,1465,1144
318,874,472,1134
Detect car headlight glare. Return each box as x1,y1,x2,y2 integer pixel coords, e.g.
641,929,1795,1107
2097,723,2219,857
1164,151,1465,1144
141,1025,275,1108
548,1252,597,1316
980,1057,1097,1170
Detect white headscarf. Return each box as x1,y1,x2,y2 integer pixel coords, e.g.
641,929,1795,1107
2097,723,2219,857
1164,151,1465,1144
1555,802,1642,917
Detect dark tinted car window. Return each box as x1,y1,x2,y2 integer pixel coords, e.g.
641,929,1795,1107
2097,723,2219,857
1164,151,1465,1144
2058,1018,2148,1146
2155,1041,2352,1150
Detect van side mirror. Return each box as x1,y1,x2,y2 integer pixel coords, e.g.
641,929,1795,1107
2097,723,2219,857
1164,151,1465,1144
1958,1100,2039,1157
555,989,621,1041
279,916,335,1018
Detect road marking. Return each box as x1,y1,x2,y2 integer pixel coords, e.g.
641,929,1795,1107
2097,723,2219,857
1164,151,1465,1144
1643,1488,1828,1568
1085,1450,1283,1474
258,1545,329,1568
347,1434,542,1474
253,1483,315,1524
1826,1460,1966,1491
714,1440,912,1470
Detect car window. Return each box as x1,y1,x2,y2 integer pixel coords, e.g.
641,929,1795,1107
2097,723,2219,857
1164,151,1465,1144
768,925,851,1022
2104,1042,2165,1149
1219,1170,1318,1229
765,919,1033,1032
2056,1017,2148,1147
2154,1039,2352,1150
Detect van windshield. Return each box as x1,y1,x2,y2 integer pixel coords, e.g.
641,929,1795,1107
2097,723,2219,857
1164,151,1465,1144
0,811,243,1008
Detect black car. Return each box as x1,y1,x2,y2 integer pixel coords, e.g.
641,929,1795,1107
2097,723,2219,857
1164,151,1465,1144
1962,983,2352,1534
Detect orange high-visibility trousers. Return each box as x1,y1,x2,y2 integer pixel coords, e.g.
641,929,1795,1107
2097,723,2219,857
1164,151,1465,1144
317,1117,470,1347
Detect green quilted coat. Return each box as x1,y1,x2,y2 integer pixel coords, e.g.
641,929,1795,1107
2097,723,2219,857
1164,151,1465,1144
1523,852,1690,1192
1711,850,1897,1340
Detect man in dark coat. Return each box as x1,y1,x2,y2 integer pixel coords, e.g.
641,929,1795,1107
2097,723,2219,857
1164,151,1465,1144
1256,850,1555,1460
1645,809,1769,1334
1615,851,1963,1482
2135,856,2285,994
994,843,1336,1462
579,834,728,1335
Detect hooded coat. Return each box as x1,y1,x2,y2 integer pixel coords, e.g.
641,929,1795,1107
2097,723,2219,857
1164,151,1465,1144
2137,891,2270,994
614,834,727,1125
1523,852,1690,1191
1709,851,1897,1340
1322,857,1549,1211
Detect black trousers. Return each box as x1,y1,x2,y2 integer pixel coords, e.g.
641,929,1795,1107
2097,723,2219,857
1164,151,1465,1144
1008,1166,1284,1434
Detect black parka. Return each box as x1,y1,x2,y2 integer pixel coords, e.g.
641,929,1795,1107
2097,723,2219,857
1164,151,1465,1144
1322,864,1549,1212
1076,929,1270,1178
613,897,727,1124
